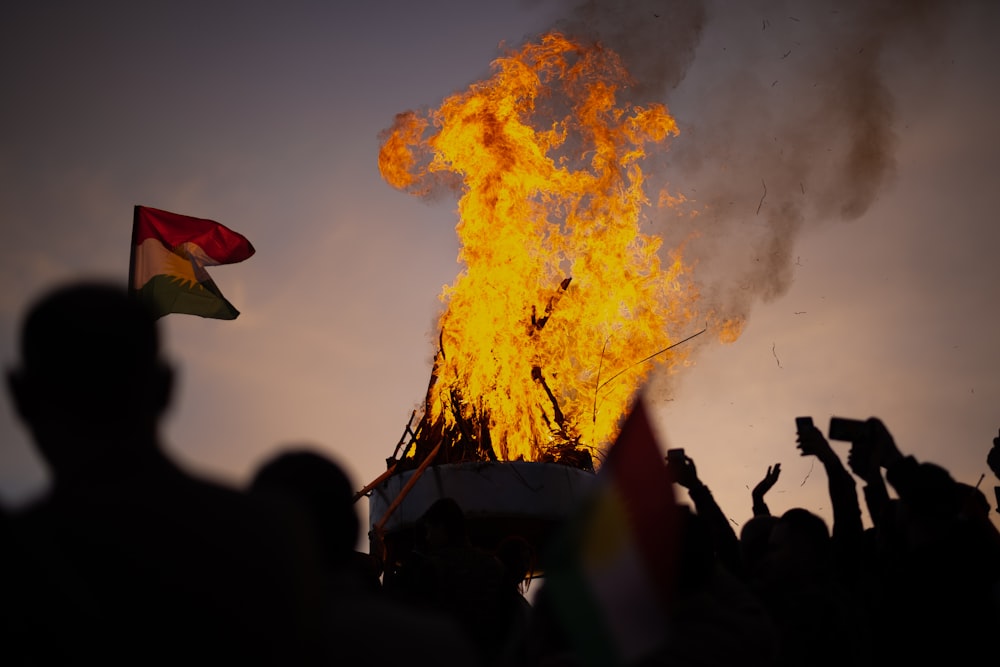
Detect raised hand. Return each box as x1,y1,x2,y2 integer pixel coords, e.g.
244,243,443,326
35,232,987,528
752,463,782,499
866,417,903,469
846,435,880,482
667,452,702,490
796,424,835,461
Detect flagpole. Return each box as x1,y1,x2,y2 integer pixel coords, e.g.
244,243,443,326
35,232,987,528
127,205,140,293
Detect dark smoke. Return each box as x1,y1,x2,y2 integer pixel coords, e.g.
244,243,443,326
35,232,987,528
547,0,958,327
554,0,707,103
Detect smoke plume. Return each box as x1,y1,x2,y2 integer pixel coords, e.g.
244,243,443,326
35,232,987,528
550,0,957,328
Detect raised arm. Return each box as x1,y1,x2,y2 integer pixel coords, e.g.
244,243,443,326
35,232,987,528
797,423,864,543
751,464,781,518
667,453,742,576
845,430,890,527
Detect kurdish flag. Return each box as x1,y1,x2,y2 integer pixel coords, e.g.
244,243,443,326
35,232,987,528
542,393,680,666
129,205,255,320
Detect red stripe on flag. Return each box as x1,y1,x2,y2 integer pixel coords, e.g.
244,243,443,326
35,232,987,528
134,206,255,264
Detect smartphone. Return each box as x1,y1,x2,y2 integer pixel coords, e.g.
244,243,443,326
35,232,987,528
795,416,814,433
829,417,868,442
666,448,685,463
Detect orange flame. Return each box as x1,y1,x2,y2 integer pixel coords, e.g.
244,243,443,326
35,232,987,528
717,317,745,344
379,33,700,466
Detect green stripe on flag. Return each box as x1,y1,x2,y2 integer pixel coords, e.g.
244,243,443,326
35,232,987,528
135,274,240,320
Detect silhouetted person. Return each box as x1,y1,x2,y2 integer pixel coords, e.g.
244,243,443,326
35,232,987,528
523,505,778,667
495,534,535,601
755,507,872,667
739,514,779,584
653,505,778,667
250,448,381,592
795,422,868,589
863,417,1000,664
666,451,742,577
412,497,508,665
492,534,536,665
796,423,864,547
249,448,482,667
4,282,324,665
988,428,1000,515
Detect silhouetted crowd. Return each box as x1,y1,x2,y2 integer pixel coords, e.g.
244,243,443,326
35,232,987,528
2,281,998,666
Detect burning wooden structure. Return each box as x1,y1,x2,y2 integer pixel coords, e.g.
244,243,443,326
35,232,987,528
365,33,736,580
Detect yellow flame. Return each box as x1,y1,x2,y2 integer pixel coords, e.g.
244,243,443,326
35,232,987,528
379,33,700,465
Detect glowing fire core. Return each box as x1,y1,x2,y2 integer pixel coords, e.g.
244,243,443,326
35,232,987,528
379,33,712,469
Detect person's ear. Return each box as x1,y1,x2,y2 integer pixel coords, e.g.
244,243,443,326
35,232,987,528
151,362,174,414
6,368,35,423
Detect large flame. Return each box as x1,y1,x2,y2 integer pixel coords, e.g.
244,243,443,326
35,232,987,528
379,33,709,467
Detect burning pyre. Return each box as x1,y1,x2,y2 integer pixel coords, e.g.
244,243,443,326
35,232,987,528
378,33,734,472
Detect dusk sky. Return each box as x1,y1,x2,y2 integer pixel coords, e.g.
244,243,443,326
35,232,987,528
3,0,999,540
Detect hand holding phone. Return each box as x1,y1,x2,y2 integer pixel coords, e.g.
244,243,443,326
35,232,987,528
665,448,701,490
829,417,868,442
795,416,814,434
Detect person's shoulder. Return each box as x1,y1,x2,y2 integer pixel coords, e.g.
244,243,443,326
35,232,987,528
179,471,315,538
125,459,315,551
151,459,277,513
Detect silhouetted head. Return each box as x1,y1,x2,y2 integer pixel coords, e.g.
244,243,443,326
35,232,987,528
421,497,467,548
764,508,831,581
250,448,359,567
6,282,172,478
772,508,829,549
956,482,990,520
906,462,961,518
495,534,535,588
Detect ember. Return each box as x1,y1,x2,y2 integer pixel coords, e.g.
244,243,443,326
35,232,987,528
379,33,731,472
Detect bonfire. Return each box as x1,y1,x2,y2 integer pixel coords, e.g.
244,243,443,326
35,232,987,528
378,33,737,478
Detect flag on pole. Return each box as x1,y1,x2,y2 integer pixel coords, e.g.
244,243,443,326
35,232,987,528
129,205,255,320
541,392,680,666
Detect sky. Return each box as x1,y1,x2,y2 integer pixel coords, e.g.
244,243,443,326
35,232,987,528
2,0,999,541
